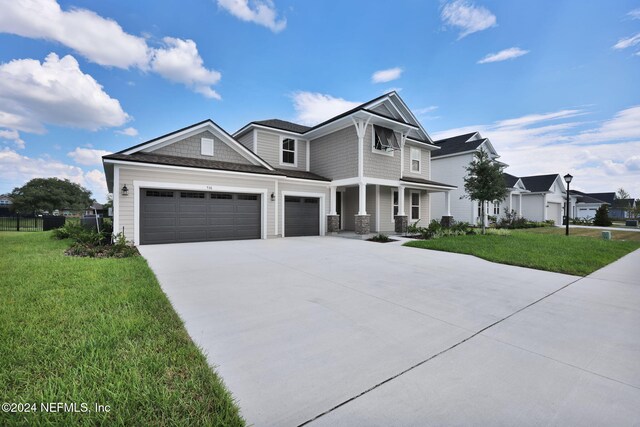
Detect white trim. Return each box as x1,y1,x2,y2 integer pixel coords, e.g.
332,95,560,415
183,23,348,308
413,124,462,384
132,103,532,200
281,190,326,238
279,136,298,167
406,137,439,150
113,164,120,235
410,190,421,221
133,181,269,245
274,180,279,236
375,185,380,232
340,190,345,230
358,182,367,215
200,137,214,156
234,123,304,138
410,147,421,173
306,140,310,171
391,188,398,223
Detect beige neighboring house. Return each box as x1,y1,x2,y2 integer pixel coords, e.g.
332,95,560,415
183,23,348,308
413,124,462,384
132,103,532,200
102,92,456,245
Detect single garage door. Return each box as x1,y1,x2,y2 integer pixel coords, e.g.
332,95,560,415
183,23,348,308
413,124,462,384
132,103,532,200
140,189,261,244
547,202,562,225
284,196,319,237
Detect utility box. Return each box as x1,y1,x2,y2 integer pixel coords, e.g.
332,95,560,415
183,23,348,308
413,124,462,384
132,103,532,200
602,231,612,240
625,220,638,227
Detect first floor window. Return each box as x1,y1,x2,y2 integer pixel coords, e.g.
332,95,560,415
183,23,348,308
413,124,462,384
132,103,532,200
282,138,296,164
411,192,420,220
478,202,482,217
493,202,500,215
392,190,399,220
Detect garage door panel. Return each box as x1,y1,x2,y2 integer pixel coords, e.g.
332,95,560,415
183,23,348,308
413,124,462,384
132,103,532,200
140,189,261,244
285,197,319,237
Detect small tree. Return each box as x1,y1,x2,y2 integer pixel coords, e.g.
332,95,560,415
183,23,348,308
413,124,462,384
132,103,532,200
593,204,612,226
10,178,93,214
614,188,631,218
463,149,508,234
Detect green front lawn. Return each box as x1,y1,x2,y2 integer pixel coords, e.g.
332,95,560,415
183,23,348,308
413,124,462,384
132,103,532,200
404,229,640,276
0,232,244,426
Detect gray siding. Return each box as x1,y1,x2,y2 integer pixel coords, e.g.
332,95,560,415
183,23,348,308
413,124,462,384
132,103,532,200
151,131,251,164
431,153,475,223
256,130,307,171
310,126,358,180
237,130,254,152
363,124,402,180
371,103,396,119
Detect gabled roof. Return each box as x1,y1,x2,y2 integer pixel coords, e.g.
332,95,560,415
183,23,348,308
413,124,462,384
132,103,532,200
233,91,437,147
587,192,615,205
431,132,484,158
503,173,520,188
253,119,311,134
519,174,560,193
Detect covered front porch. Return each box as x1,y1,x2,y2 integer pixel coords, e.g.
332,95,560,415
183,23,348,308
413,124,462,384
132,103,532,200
326,180,456,236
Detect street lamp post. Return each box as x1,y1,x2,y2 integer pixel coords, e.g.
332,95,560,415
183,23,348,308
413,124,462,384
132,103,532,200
564,174,573,236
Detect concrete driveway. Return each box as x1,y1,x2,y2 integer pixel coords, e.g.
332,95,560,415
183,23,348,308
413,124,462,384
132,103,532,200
139,237,640,426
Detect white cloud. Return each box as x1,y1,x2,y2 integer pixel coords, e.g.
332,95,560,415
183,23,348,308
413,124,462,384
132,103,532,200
432,107,640,196
441,0,497,39
291,92,360,126
414,106,439,115
151,37,222,99
613,32,640,50
67,147,111,166
0,128,25,149
0,0,149,69
217,0,286,33
628,8,640,20
0,53,129,133
0,148,109,201
371,67,403,83
0,0,221,98
115,127,139,137
478,47,529,64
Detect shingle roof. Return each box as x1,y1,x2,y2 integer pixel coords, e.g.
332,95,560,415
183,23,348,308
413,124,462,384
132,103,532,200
503,173,520,188
400,177,456,188
519,174,559,193
432,133,484,158
103,153,330,181
586,192,615,205
253,119,311,134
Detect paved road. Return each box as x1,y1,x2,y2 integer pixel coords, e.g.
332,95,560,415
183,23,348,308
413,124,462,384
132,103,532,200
139,238,640,426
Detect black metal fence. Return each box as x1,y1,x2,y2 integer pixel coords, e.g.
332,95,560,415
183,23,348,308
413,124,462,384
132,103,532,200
0,215,66,232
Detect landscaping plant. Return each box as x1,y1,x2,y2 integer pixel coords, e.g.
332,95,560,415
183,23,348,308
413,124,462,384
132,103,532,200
593,205,612,226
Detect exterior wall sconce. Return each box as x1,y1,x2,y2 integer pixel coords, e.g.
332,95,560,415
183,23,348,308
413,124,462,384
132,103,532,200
270,192,275,201
121,184,129,196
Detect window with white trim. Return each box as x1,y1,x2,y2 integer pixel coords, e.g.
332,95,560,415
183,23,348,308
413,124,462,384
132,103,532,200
281,138,296,165
410,147,421,173
392,190,399,221
373,125,399,154
493,202,500,215
200,137,214,156
410,192,420,220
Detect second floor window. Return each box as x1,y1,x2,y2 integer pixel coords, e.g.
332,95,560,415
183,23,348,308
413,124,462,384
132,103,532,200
281,138,296,165
410,147,421,173
373,125,400,152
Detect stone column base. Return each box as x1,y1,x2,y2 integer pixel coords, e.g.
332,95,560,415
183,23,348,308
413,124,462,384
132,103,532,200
394,215,408,234
440,216,454,228
355,215,371,235
327,215,340,234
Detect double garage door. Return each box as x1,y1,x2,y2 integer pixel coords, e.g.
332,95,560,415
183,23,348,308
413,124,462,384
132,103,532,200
140,189,320,244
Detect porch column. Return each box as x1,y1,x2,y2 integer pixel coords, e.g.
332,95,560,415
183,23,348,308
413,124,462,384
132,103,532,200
519,193,523,217
445,191,451,216
358,182,367,215
329,186,337,215
327,185,339,233
398,186,405,216
395,185,408,233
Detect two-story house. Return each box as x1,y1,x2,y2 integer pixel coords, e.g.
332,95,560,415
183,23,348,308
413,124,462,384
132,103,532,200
102,92,456,245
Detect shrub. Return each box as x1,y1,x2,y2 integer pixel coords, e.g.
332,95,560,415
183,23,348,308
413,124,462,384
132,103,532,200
370,234,391,243
572,217,593,225
594,205,612,226
406,220,421,236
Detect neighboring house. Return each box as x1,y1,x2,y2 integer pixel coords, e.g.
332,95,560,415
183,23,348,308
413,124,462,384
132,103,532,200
102,92,456,245
569,191,610,219
610,197,635,219
0,194,12,216
85,202,108,217
431,132,512,224
518,174,567,225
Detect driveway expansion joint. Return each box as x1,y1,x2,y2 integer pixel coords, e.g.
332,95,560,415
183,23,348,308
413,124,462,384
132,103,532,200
298,276,584,426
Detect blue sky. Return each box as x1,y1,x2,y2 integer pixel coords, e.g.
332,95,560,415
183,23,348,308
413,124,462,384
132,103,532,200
1,0,639,202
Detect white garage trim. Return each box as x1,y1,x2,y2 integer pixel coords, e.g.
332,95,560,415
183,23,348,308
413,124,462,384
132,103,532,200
133,180,268,245
281,191,326,238
113,164,120,236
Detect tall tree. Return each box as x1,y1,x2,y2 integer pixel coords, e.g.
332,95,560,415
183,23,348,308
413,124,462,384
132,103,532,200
10,178,93,214
615,188,631,218
463,149,508,234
